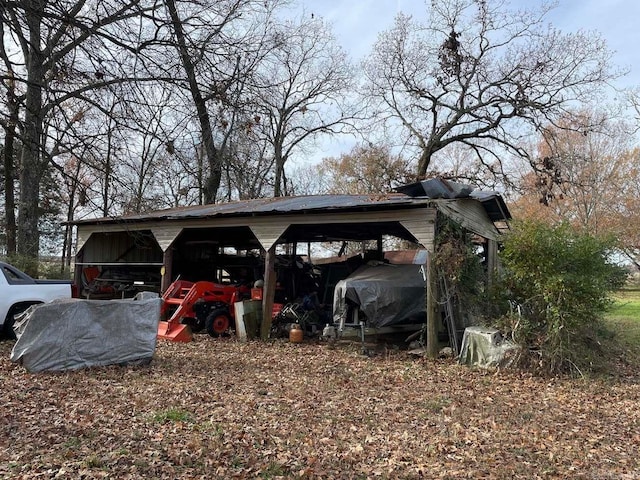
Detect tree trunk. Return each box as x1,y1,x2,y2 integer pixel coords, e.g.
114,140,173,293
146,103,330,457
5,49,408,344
203,148,223,204
102,109,115,217
61,223,72,274
196,142,204,205
166,0,220,204
417,146,434,179
274,144,285,197
17,4,46,272
2,80,18,257
274,160,283,197
61,170,80,273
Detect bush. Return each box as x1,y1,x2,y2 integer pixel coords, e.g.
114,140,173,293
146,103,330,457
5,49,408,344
0,255,71,279
38,260,72,280
494,221,627,375
1,254,40,277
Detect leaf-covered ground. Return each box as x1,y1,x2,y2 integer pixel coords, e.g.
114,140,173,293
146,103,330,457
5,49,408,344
1,337,639,479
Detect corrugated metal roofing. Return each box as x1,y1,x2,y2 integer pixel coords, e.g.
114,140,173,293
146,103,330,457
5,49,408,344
71,190,511,228
394,178,511,223
72,194,432,225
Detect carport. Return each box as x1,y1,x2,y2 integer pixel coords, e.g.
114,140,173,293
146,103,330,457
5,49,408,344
71,181,510,352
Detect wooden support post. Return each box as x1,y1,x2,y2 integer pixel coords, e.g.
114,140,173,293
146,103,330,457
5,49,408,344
161,247,173,293
486,239,498,288
260,246,277,340
73,251,83,296
291,241,297,296
426,252,439,359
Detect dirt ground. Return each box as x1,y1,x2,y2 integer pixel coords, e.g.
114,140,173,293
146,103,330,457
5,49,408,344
1,337,639,479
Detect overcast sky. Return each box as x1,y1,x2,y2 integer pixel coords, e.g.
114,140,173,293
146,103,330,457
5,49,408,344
297,0,640,88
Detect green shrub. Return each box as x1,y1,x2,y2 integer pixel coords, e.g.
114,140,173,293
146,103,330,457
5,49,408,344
434,217,487,314
495,221,627,375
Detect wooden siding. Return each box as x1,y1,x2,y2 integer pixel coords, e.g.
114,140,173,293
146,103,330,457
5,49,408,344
76,207,439,247
78,230,163,265
75,204,505,260
249,224,289,251
399,209,437,251
151,227,183,252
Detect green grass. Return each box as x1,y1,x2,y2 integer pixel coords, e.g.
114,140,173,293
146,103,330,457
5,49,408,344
605,286,640,356
151,407,193,424
608,287,640,319
609,287,640,317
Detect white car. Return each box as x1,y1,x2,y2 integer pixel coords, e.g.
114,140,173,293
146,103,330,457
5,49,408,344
0,262,74,339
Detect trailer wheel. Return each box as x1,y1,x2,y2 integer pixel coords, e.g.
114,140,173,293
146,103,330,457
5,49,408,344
205,309,230,337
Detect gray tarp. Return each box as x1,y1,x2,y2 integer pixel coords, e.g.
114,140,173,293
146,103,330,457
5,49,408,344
10,297,161,372
333,263,426,328
458,326,519,368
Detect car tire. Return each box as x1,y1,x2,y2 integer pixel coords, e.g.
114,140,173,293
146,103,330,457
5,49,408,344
2,308,19,340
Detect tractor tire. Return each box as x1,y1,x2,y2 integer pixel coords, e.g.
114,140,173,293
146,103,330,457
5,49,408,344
191,317,205,333
205,309,231,337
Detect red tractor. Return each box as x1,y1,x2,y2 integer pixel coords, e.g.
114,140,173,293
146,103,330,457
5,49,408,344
158,279,250,342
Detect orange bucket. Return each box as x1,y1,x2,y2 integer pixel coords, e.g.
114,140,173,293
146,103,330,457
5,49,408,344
157,321,193,342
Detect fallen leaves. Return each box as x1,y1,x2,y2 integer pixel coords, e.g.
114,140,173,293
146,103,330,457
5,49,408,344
0,337,639,479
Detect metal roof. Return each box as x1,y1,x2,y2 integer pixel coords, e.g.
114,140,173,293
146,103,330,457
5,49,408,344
72,194,433,225
469,191,512,223
395,178,511,223
71,189,511,229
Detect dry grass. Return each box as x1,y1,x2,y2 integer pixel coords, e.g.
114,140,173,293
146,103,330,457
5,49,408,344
1,336,640,479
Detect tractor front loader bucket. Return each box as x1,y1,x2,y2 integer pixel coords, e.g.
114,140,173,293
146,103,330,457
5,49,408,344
157,320,193,342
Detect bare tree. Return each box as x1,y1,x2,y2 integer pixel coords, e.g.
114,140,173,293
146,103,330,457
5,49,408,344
221,125,275,200
163,0,227,204
252,16,357,197
0,73,19,257
362,0,620,183
156,0,284,204
0,0,157,269
0,16,23,258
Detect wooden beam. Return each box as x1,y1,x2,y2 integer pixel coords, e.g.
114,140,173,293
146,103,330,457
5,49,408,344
161,247,173,293
73,250,84,295
486,239,498,288
426,251,439,358
260,246,277,340
425,211,440,359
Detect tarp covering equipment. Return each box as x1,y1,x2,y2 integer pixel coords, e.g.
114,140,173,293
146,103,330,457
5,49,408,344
10,297,161,372
333,263,426,328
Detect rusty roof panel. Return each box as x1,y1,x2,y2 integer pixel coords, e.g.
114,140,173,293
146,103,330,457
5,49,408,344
71,189,511,231
73,194,427,225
